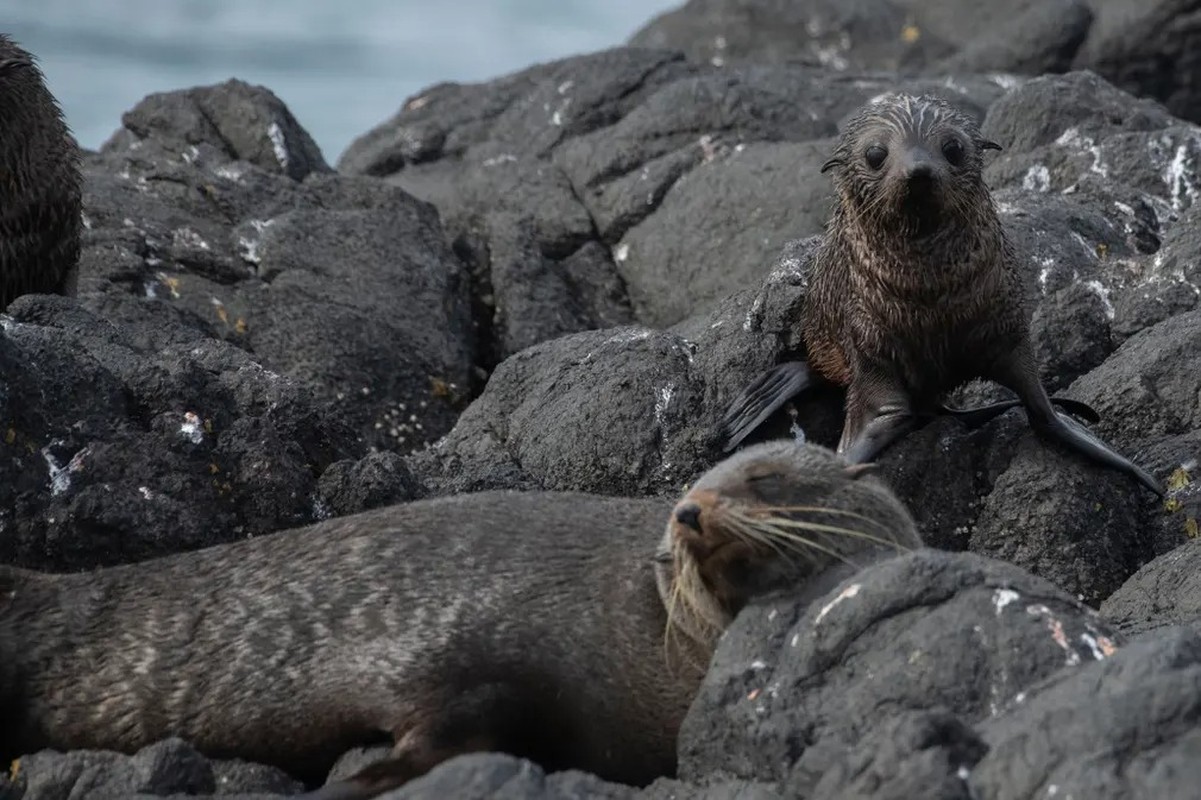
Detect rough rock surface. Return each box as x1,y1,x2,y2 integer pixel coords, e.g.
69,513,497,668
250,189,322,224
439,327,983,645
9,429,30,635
4,4,1201,799
630,0,1201,130
1,737,301,800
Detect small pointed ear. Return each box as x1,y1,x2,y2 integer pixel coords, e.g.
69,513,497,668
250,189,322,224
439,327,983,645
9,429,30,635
979,139,1002,152
820,158,843,174
843,462,878,480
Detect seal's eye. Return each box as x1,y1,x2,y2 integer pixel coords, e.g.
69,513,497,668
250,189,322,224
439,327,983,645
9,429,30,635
675,503,703,533
864,145,887,170
942,139,964,166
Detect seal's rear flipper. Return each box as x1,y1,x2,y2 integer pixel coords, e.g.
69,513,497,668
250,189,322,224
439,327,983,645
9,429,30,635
720,361,814,452
937,396,1100,428
988,345,1164,497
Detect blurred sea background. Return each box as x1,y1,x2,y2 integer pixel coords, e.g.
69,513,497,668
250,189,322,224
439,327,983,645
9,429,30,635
2,0,680,163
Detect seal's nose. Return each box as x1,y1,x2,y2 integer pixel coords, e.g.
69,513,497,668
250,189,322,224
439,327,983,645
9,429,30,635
908,162,933,181
675,503,702,532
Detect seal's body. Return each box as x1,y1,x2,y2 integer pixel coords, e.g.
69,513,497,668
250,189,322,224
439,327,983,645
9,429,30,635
721,94,1162,496
0,442,921,799
0,34,82,308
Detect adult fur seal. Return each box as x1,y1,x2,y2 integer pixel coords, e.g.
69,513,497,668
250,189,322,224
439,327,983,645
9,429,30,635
720,93,1163,496
0,34,82,309
0,441,921,799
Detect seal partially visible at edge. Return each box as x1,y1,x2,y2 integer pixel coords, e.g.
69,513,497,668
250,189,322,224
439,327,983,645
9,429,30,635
0,34,82,310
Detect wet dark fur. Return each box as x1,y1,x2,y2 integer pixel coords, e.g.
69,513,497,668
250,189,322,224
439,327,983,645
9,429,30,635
0,442,920,799
721,94,1162,495
0,34,82,309
804,95,1019,410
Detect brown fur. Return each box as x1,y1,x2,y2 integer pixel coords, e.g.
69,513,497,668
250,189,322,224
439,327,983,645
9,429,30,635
723,94,1162,494
0,34,82,309
0,441,921,798
805,94,1021,448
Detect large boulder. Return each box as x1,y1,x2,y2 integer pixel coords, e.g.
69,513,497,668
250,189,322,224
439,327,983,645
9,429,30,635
628,0,1201,132
0,79,475,568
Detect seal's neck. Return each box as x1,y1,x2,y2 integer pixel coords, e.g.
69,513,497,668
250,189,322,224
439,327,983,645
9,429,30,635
845,205,1004,304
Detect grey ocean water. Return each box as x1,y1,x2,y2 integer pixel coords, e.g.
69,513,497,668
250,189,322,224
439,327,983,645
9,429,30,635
2,0,680,162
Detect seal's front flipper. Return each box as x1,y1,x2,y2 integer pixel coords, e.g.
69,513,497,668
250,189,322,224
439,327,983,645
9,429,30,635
937,396,1100,428
838,405,918,464
720,361,814,452
837,376,917,464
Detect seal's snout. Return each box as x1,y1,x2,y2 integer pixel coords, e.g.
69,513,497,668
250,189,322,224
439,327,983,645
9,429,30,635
901,148,939,188
674,503,702,532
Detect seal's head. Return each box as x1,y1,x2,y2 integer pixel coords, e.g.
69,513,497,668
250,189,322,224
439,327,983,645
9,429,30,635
820,93,1001,240
655,441,921,658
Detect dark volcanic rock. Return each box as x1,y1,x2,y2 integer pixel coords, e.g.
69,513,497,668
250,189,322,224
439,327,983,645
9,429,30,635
6,737,300,800
969,626,1201,799
0,78,489,568
806,710,986,800
1102,537,1201,637
376,753,634,800
341,47,1009,334
406,237,821,497
1076,0,1201,127
315,450,424,519
0,295,358,569
87,79,475,455
677,549,1122,790
630,0,1093,77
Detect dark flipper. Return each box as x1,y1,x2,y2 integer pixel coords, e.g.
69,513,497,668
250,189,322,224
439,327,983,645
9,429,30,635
837,370,917,464
989,346,1164,497
294,684,520,799
720,361,815,452
936,396,1100,428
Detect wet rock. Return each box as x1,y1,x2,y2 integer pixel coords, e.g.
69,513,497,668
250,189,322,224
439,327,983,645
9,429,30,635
677,549,1123,789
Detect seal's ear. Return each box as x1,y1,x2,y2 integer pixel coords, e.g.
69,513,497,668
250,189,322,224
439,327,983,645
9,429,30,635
820,158,844,174
843,463,878,480
979,139,1002,152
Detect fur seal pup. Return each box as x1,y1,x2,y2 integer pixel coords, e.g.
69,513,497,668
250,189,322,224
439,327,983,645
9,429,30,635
0,34,82,309
0,441,922,799
720,93,1163,496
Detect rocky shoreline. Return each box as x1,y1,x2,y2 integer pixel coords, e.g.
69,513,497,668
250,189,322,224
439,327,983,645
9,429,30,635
3,0,1201,798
